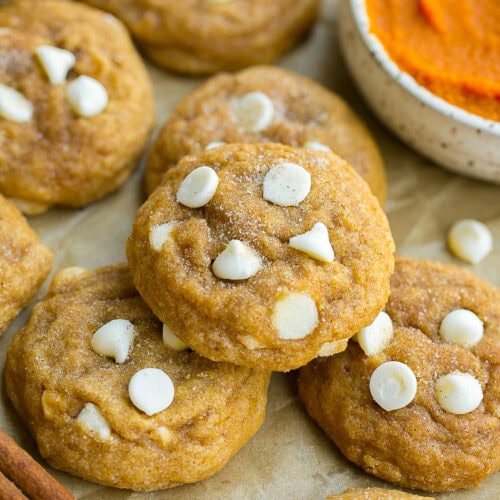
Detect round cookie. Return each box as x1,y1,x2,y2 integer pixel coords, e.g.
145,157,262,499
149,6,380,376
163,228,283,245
0,194,53,335
145,65,387,203
82,0,319,75
327,488,431,499
0,0,155,214
298,257,500,492
127,143,395,371
5,264,270,491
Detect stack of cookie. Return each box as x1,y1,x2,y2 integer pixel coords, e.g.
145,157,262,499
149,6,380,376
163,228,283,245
1,0,498,497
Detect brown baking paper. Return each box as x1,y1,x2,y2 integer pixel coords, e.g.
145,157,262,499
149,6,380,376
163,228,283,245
0,1,499,498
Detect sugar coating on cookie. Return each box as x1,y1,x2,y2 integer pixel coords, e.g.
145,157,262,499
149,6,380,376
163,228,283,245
298,257,499,492
5,264,270,491
0,194,53,336
145,66,387,204
129,143,394,371
0,0,155,211
81,0,320,75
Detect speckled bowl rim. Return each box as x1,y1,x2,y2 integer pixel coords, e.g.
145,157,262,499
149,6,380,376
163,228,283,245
349,0,500,137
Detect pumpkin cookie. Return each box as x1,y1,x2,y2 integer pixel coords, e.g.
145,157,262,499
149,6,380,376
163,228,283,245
82,0,319,75
299,257,500,492
128,143,394,371
5,264,269,491
327,488,431,499
145,65,387,203
0,194,52,335
0,0,155,214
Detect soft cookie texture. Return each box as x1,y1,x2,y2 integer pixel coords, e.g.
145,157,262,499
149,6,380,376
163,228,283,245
299,257,500,492
145,66,387,203
326,488,431,499
82,0,319,75
128,143,394,371
0,194,53,335
0,0,155,213
5,264,269,491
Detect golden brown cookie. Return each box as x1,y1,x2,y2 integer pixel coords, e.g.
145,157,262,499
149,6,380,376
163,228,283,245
145,65,387,203
327,488,431,499
0,194,52,335
0,0,155,214
128,143,394,371
299,257,500,492
82,0,319,75
5,264,270,491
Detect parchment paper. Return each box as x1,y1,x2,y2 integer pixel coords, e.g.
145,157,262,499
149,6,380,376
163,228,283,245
1,1,499,498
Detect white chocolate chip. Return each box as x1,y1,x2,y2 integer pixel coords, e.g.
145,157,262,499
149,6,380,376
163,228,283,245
238,335,266,350
163,324,188,352
447,219,493,265
316,339,348,357
77,403,111,440
8,197,49,215
355,311,394,356
35,45,76,85
212,240,263,280
0,84,33,122
150,222,178,251
289,222,334,263
232,91,274,132
435,372,483,414
128,368,175,416
439,309,483,348
151,426,174,446
272,292,318,340
369,361,417,411
303,141,331,152
263,162,311,207
176,166,219,208
205,141,225,150
91,319,135,364
67,75,108,117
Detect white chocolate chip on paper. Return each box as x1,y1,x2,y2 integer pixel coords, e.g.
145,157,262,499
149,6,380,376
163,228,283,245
303,141,331,152
272,292,318,340
150,222,178,251
212,240,263,280
91,319,136,364
232,91,274,132
205,141,225,150
67,75,108,117
369,361,417,411
355,311,394,356
35,45,76,85
447,219,493,264
289,222,334,263
439,309,483,348
435,372,483,414
129,368,175,416
176,166,219,208
163,324,188,352
77,403,111,440
263,162,311,207
0,84,33,122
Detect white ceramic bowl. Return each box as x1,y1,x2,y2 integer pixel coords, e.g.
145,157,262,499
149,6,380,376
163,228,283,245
339,0,500,184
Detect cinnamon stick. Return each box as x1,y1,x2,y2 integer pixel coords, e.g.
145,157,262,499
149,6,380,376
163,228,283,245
0,429,74,500
0,469,28,500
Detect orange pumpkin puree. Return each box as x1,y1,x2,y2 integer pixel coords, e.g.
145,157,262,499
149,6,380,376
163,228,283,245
365,0,500,121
